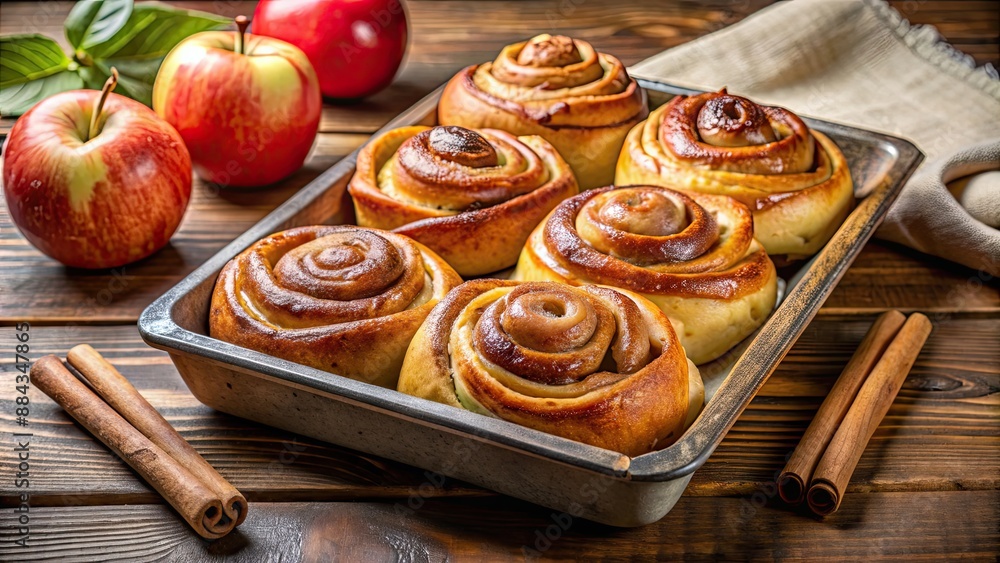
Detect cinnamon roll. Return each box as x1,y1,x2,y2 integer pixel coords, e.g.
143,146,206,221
439,34,648,190
398,280,704,456
616,89,854,259
209,226,462,388
348,125,578,276
513,185,778,365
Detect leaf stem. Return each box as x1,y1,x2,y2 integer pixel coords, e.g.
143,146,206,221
235,16,249,55
87,67,118,142
74,50,93,67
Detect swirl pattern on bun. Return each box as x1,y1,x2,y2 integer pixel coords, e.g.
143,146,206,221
439,34,648,190
210,226,462,388
513,185,778,364
398,279,703,456
348,125,578,276
616,89,853,258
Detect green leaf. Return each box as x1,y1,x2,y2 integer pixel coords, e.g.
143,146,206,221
79,3,229,106
82,60,156,107
0,3,228,115
1,35,73,88
65,0,133,51
84,4,229,61
0,71,84,116
0,35,82,116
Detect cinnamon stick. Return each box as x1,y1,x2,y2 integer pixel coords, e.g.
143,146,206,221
777,310,906,504
67,344,247,527
30,353,245,539
806,313,933,516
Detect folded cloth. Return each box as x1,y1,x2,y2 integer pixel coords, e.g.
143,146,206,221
881,140,1000,276
629,0,1000,276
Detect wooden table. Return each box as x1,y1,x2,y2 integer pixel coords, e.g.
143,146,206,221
2,1,998,560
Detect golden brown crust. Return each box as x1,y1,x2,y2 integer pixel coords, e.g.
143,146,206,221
616,89,854,259
662,90,812,173
348,125,578,276
438,35,649,190
209,226,462,388
398,279,704,456
512,186,778,364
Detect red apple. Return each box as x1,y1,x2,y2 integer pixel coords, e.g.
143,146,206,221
252,0,408,99
153,17,322,187
2,72,192,269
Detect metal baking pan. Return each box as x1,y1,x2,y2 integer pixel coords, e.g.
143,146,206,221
138,77,923,526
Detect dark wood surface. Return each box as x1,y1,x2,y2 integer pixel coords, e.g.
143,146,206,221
1,1,998,561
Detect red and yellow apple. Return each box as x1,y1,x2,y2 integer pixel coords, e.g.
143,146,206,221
2,73,192,269
153,18,322,187
253,0,408,99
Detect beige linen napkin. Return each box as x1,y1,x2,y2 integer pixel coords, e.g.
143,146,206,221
629,0,1000,276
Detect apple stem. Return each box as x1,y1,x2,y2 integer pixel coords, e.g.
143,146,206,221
87,67,118,142
235,16,249,55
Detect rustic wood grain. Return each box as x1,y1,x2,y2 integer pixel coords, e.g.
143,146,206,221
692,314,1000,495
0,325,490,506
1,0,996,135
2,492,998,562
0,2,997,560
1,1,998,323
2,318,995,506
0,0,768,135
820,240,1000,315
2,229,995,324
4,143,998,324
890,0,1000,66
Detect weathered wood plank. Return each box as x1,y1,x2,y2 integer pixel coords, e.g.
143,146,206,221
1,0,996,135
820,241,1000,315
1,317,995,505
690,315,1000,495
0,3,996,560
1,492,998,561
1,1,995,68
2,232,995,324
1,0,763,135
0,323,489,506
2,1,997,323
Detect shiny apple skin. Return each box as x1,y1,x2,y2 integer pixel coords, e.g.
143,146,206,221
2,91,192,269
253,0,408,99
153,31,322,187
